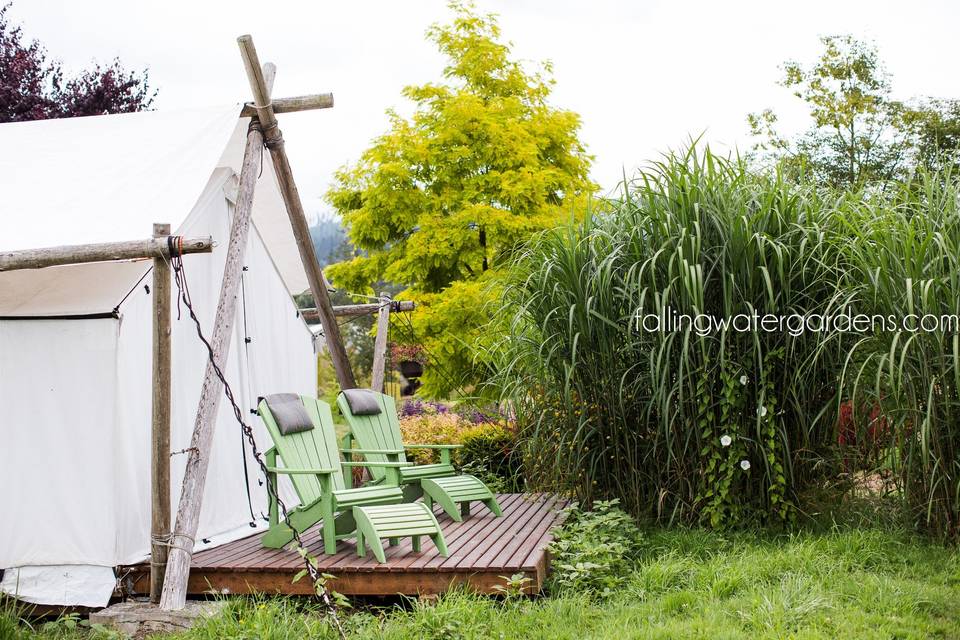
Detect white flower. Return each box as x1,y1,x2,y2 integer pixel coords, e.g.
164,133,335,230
740,459,751,471
739,375,748,386
720,435,732,447
758,405,768,417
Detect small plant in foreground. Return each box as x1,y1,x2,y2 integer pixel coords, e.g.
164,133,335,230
493,573,533,600
547,499,644,597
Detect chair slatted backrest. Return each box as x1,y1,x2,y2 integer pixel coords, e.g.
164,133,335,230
338,391,406,484
258,395,346,506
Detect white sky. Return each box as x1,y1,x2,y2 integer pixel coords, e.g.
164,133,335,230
9,0,960,220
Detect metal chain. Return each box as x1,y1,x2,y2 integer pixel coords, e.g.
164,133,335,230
168,237,346,639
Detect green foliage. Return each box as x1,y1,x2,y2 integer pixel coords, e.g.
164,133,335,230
837,173,960,537
547,500,644,597
459,423,521,492
495,146,844,526
749,35,960,188
170,596,341,640
326,1,594,396
9,523,960,639
0,596,119,639
496,140,960,538
492,573,533,600
396,404,520,490
700,359,753,528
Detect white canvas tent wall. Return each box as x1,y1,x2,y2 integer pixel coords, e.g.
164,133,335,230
0,105,317,606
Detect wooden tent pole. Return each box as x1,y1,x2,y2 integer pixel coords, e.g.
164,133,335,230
159,119,265,612
300,300,415,321
0,236,212,272
240,92,332,117
149,223,172,603
370,293,392,392
237,34,357,390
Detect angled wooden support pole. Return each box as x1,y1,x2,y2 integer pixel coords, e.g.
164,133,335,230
159,113,267,613
370,293,392,392
149,223,172,604
237,33,357,390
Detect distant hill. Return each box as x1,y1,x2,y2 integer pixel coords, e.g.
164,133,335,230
310,217,347,267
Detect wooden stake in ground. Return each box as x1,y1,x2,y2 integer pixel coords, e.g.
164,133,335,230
150,223,172,604
237,34,357,390
370,293,392,392
159,123,265,611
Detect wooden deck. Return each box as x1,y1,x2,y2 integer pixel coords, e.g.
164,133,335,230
122,493,566,597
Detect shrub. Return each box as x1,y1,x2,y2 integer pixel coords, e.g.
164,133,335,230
398,412,464,465
459,423,522,491
397,401,520,489
547,499,644,597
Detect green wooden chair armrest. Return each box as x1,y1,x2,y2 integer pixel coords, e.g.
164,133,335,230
339,448,404,456
403,443,463,450
340,461,413,468
265,466,338,475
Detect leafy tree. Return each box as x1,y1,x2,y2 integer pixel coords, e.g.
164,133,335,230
298,224,386,387
748,35,960,187
0,4,154,122
326,1,594,397
900,98,960,174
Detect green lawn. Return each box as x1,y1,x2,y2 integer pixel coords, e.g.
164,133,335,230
7,523,958,639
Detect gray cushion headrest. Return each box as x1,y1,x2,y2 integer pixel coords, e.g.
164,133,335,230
264,393,314,435
341,388,383,416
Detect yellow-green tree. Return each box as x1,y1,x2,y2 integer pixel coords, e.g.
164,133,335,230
326,2,594,396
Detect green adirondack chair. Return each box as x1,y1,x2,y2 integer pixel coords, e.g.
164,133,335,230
257,394,448,562
337,389,502,522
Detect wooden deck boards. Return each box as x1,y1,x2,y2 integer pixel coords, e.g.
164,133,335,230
122,493,566,596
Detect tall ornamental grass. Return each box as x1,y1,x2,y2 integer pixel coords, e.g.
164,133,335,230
494,148,850,527
838,173,960,537
495,146,960,537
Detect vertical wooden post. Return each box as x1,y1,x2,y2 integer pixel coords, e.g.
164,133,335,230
160,122,265,612
370,292,392,392
237,34,357,390
150,223,172,604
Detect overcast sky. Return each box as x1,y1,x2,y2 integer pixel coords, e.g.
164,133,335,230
8,0,960,220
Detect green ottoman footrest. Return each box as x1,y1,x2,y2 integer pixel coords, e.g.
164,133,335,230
353,503,448,563
421,475,503,522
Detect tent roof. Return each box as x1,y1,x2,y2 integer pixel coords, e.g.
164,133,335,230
0,105,310,316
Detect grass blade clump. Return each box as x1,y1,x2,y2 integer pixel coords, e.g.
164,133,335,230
494,146,849,526
839,172,960,537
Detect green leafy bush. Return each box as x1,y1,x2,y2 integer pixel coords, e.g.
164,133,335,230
397,403,520,490
459,424,522,491
547,499,644,597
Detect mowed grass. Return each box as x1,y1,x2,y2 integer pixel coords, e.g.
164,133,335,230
197,528,960,640
9,523,957,640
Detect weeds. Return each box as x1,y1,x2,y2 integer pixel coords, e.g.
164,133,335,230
547,499,644,597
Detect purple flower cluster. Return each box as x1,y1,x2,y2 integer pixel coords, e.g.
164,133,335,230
456,406,501,424
397,398,502,424
398,398,449,417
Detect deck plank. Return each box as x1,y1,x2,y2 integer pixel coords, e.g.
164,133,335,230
121,493,565,596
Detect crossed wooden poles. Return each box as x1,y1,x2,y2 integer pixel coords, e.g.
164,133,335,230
1,35,415,611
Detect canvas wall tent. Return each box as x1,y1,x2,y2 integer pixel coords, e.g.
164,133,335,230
0,105,318,607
